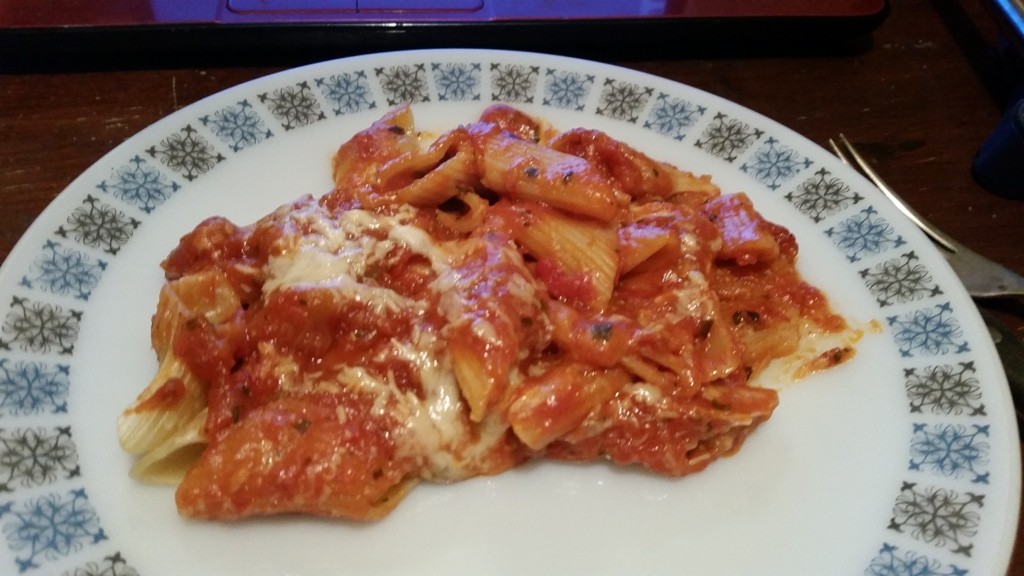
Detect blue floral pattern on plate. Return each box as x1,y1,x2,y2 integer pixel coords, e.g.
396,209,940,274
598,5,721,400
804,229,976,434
643,92,707,141
0,359,70,416
315,71,377,115
432,62,483,102
200,100,274,153
96,156,181,214
0,50,1016,575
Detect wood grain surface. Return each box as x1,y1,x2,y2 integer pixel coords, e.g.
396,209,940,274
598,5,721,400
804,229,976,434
1,0,1022,572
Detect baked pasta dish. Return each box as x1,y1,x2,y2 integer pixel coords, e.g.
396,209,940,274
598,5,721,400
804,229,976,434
117,104,849,521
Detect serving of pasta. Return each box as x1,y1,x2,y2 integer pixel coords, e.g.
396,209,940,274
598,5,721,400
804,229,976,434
117,104,850,521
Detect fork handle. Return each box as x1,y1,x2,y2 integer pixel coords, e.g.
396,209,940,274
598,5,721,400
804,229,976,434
948,243,1024,299
979,308,1024,439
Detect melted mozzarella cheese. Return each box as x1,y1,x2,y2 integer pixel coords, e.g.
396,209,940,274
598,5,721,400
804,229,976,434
262,204,424,315
262,201,514,479
388,222,452,270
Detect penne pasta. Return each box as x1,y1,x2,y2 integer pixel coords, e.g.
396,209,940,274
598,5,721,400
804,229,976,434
617,221,674,276
549,128,720,203
117,359,205,456
469,123,628,222
506,201,619,310
330,104,420,209
436,190,489,234
119,272,236,457
129,408,208,484
394,141,479,207
703,193,782,265
508,363,630,450
120,104,851,522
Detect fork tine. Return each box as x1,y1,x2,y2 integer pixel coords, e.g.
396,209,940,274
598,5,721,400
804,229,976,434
833,135,1024,298
831,134,960,253
827,138,852,165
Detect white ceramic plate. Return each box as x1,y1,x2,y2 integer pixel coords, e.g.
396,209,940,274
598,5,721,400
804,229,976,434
0,49,1018,576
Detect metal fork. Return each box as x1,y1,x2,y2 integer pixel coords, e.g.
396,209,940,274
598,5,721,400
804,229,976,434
828,134,1024,299
830,135,1024,435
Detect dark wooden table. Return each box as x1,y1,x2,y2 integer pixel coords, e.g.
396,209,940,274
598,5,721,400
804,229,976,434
2,0,1023,573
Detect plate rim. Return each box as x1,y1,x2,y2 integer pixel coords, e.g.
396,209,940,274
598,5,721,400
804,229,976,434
0,47,1018,576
